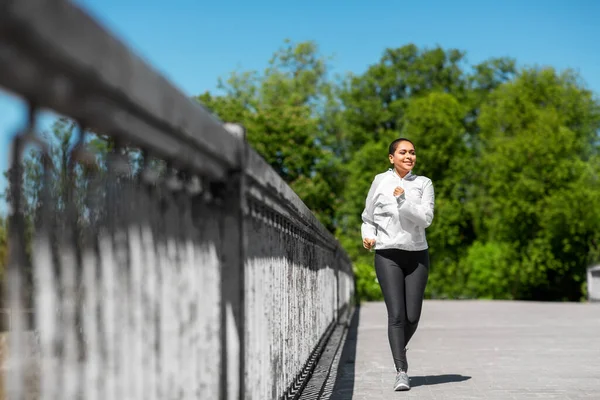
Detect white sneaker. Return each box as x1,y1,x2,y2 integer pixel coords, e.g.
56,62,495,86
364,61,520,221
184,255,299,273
394,370,410,391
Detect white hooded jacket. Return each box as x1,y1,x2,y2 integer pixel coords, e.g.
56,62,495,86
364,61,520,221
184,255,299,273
361,169,435,251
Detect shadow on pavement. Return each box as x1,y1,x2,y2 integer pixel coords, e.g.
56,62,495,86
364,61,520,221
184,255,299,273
329,306,360,400
410,374,472,387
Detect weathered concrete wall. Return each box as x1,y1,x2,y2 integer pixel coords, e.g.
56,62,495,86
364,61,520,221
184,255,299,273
4,179,225,400
0,2,354,399
243,150,354,400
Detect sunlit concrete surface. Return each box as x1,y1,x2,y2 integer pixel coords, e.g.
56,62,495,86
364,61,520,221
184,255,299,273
320,300,600,399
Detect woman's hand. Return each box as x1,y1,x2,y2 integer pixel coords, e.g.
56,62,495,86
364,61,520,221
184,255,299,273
393,186,405,197
363,238,376,250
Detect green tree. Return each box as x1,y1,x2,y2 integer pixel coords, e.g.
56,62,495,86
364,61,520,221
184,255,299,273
197,40,343,231
339,44,468,157
5,40,580,304
472,67,600,300
336,45,475,300
401,92,476,298
332,44,599,303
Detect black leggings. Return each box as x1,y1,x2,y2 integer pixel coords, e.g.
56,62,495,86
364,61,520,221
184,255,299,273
375,248,429,371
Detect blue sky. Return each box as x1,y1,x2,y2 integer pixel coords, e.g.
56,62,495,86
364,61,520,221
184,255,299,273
0,0,598,207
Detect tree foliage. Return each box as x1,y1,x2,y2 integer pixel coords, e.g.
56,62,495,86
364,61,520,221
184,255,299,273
196,40,344,231
3,41,598,303
196,41,599,302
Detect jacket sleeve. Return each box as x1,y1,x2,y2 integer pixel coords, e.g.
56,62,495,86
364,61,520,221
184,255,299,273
396,179,435,228
361,176,380,240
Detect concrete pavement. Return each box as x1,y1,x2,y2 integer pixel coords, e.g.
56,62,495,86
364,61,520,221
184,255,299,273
319,300,600,399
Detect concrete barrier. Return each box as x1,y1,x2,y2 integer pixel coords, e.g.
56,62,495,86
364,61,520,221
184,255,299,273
0,1,354,399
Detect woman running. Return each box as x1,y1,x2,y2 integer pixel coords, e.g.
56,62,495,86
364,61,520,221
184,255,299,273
361,137,435,391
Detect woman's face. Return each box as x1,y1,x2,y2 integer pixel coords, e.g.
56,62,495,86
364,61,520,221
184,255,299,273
389,141,416,176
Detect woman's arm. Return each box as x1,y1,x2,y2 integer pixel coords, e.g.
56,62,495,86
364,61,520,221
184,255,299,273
396,179,435,228
361,176,382,239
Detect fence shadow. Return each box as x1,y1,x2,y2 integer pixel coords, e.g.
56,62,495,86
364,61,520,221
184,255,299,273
328,306,360,400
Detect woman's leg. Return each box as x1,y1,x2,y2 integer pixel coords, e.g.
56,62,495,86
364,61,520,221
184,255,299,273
403,249,429,346
375,249,408,371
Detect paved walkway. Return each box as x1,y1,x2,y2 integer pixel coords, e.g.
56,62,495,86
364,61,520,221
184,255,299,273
324,300,600,399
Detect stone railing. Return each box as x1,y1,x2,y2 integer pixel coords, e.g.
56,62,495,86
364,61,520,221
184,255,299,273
0,1,354,399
